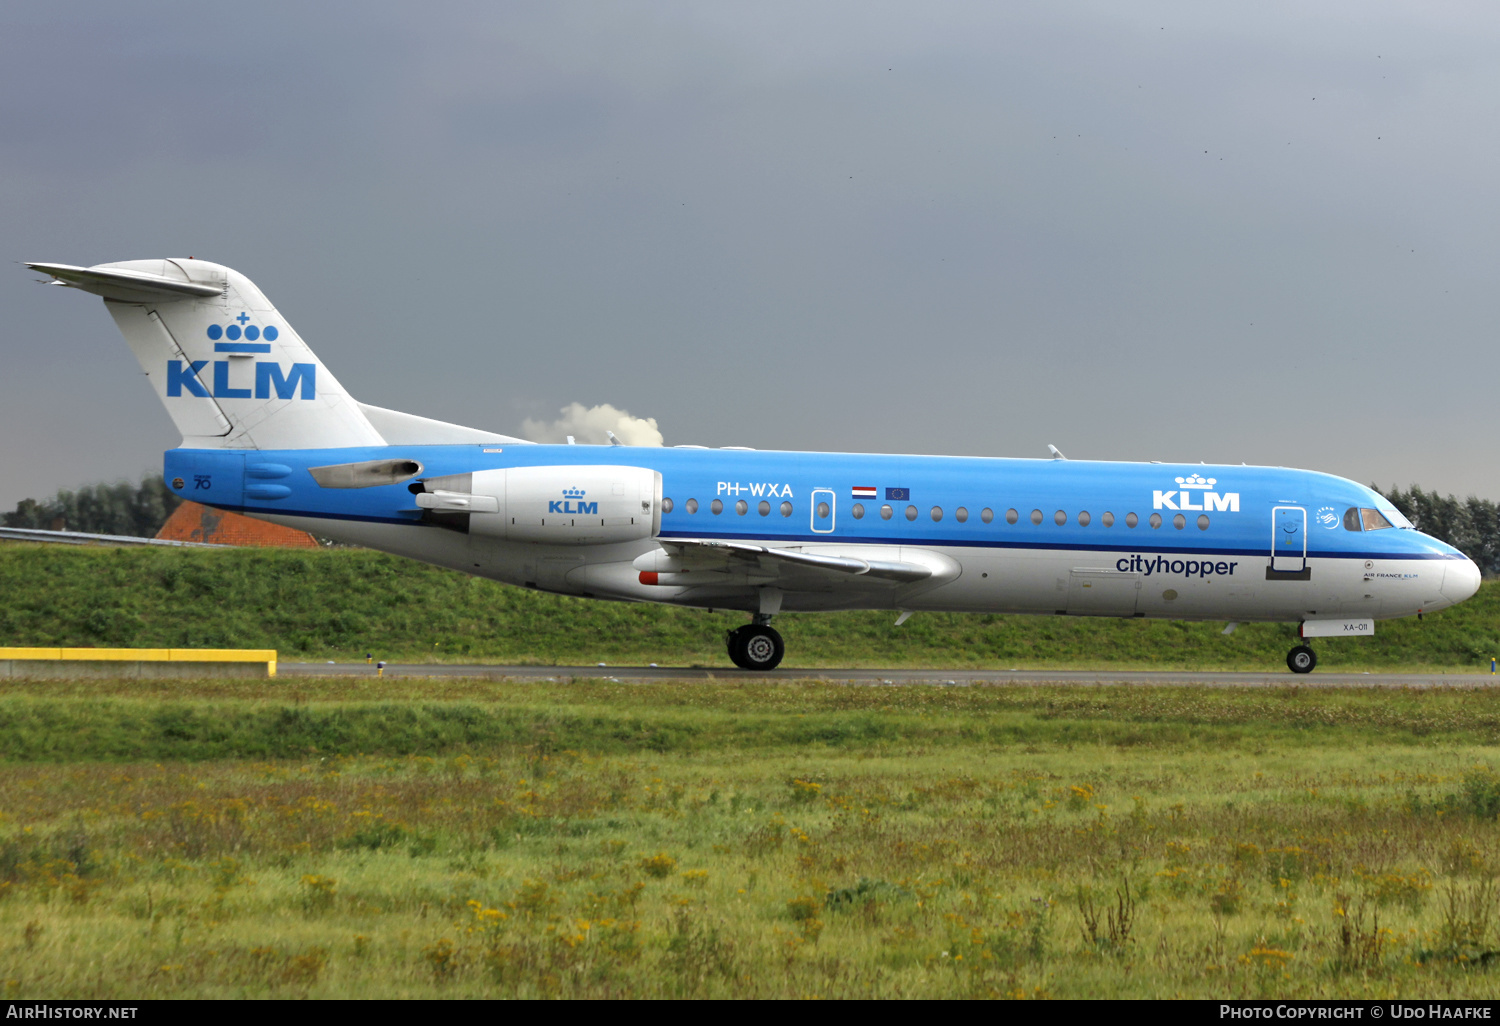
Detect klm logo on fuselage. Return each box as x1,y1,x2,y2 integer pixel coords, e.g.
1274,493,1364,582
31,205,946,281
166,360,316,400
1153,474,1239,513
549,487,597,515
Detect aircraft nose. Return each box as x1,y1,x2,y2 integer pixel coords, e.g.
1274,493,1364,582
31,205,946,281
1442,558,1482,605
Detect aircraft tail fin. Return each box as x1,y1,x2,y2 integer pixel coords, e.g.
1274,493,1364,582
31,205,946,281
356,403,529,447
28,259,384,450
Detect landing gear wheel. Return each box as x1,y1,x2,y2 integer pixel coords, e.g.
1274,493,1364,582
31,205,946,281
727,624,784,671
1287,645,1317,674
726,628,750,669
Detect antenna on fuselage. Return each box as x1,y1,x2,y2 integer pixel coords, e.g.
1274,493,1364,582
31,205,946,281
566,435,576,445
607,431,623,446
1047,444,1067,460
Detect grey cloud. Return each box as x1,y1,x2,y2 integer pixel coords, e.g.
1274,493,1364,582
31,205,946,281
4,2,1500,509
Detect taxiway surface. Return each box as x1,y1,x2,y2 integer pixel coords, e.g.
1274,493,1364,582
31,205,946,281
279,663,1495,687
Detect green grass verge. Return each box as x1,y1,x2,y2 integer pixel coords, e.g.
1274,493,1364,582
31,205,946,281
4,678,1500,762
1,542,1497,670
6,680,1500,998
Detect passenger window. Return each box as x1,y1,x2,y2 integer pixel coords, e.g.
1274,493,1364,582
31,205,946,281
711,499,723,515
1078,511,1091,526
1006,509,1018,525
1030,509,1043,525
981,508,995,524
1361,508,1394,531
1102,511,1114,527
780,501,793,517
662,498,674,513
931,506,943,522
1125,513,1138,528
880,505,893,520
758,500,770,516
955,507,968,523
735,499,748,515
817,501,831,519
905,505,918,521
852,503,865,520
1149,513,1162,529
686,499,699,514
1197,514,1209,530
1343,508,1362,531
1054,510,1067,526
1173,513,1186,530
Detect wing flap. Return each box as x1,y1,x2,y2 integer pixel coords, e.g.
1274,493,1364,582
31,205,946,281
639,539,933,584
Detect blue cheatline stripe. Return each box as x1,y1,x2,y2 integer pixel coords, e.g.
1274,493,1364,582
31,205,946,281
655,530,1454,560
214,504,1453,562
214,342,273,353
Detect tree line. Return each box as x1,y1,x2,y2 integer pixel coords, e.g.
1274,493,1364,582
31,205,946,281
0,476,1496,575
1380,486,1500,577
2,475,183,539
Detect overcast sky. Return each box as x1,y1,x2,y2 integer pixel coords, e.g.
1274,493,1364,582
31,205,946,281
5,2,1500,509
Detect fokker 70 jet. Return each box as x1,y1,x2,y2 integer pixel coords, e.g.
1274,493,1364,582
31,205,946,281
26,259,1482,672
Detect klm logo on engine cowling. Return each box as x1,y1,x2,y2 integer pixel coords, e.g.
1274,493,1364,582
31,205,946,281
549,487,598,515
166,360,316,400
1153,474,1239,513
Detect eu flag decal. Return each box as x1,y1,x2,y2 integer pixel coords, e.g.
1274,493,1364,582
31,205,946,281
885,487,910,501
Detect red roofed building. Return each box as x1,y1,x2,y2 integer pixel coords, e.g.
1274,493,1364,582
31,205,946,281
156,500,320,548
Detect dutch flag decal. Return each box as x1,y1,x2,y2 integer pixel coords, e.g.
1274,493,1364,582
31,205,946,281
852,486,878,499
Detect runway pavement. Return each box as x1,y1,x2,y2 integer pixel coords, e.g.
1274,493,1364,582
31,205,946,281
279,662,1499,687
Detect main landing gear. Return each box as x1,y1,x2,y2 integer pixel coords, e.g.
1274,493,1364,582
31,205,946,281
727,616,785,671
1287,645,1317,674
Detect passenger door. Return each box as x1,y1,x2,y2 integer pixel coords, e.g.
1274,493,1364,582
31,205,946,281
1271,506,1306,573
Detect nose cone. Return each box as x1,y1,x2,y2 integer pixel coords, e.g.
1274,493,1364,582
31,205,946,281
1442,558,1483,606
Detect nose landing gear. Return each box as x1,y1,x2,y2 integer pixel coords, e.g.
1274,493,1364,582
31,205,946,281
727,616,785,671
1287,645,1317,674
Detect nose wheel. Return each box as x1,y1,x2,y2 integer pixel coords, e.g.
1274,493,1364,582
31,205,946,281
1287,645,1317,674
728,624,785,671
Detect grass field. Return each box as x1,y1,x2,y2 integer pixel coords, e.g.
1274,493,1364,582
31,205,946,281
6,677,1500,998
0,542,1497,671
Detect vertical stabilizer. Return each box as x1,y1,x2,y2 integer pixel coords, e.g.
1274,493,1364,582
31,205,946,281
29,259,384,450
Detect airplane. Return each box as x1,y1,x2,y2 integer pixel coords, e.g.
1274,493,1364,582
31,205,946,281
26,258,1483,673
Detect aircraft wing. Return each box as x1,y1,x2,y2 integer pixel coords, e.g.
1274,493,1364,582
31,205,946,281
635,538,936,586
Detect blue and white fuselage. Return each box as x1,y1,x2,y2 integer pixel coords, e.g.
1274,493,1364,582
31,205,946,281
28,258,1482,671
161,444,1477,623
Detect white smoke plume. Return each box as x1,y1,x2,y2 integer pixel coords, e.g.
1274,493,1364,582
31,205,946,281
521,402,664,446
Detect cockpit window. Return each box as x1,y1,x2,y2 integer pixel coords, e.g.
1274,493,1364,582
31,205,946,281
1361,508,1394,531
1343,508,1362,531
1381,506,1414,529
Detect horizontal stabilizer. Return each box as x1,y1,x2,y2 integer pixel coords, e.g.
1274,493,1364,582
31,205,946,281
27,262,221,302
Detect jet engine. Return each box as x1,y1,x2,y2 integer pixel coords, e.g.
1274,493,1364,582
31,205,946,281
414,464,661,545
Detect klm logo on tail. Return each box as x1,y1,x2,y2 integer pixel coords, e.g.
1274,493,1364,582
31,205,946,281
549,487,598,515
166,360,317,400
